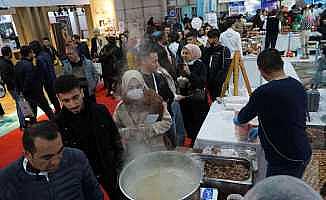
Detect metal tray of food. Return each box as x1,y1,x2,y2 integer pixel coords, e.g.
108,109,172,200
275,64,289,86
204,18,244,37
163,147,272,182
191,154,253,186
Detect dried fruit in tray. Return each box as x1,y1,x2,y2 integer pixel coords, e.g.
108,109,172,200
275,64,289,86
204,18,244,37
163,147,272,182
204,160,250,181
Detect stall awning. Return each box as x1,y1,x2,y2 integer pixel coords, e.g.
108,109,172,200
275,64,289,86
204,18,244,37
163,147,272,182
0,0,90,8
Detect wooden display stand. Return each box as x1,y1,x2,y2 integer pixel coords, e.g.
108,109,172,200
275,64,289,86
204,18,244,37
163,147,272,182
220,51,252,97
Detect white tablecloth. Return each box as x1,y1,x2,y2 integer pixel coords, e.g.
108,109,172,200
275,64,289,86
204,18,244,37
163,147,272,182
261,33,301,52
261,32,322,52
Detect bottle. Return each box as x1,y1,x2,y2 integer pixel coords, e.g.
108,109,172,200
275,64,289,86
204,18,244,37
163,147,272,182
297,48,302,59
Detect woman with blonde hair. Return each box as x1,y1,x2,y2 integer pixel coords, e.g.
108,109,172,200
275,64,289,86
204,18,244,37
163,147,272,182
113,70,172,161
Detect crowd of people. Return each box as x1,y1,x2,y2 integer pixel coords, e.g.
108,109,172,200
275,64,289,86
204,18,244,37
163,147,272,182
0,4,325,200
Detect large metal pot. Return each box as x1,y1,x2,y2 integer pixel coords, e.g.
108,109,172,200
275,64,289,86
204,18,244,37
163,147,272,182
119,151,202,200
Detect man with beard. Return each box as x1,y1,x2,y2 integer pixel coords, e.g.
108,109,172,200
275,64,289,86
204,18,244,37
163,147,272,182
54,75,123,199
202,29,231,100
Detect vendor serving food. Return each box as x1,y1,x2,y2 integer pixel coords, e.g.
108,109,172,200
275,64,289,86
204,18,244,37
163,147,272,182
233,48,312,178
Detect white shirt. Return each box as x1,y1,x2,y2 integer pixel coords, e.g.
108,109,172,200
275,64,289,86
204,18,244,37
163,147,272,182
168,42,179,58
219,28,243,58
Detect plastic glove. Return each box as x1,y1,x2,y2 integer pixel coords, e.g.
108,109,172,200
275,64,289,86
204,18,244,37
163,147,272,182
248,127,258,142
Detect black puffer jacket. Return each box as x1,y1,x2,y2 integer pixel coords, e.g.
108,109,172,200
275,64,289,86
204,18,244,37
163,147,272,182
202,45,231,99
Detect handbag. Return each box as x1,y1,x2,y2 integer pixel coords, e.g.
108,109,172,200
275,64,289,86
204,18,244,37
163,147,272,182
0,83,6,98
0,75,6,98
190,88,206,102
17,95,36,127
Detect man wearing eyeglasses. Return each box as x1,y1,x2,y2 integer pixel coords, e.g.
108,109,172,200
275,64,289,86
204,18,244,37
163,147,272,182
0,121,103,200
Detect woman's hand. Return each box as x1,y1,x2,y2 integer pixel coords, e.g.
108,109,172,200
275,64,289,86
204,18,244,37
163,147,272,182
175,94,186,101
184,64,191,75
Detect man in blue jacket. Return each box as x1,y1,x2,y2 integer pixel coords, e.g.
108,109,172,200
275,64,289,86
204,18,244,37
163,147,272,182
29,40,61,112
30,40,61,113
15,45,54,121
0,120,103,200
234,48,311,178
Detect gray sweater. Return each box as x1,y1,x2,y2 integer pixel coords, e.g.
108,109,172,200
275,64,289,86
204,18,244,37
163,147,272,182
0,148,103,200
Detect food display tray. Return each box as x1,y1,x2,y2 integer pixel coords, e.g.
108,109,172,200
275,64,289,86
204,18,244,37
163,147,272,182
192,155,254,186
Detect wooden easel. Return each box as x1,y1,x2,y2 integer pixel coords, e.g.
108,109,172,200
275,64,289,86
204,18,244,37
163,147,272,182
220,51,252,97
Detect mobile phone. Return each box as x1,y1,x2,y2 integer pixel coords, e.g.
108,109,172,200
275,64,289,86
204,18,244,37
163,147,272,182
200,187,218,200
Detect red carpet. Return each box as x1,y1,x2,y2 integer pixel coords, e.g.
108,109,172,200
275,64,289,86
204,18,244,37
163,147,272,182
0,84,117,200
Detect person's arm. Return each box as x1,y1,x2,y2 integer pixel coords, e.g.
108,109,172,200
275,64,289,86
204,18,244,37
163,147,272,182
234,90,259,125
236,32,243,57
80,151,104,200
216,47,231,86
23,63,34,94
82,42,91,59
91,38,97,59
102,106,124,172
159,74,175,103
61,60,70,76
87,60,99,89
150,103,172,136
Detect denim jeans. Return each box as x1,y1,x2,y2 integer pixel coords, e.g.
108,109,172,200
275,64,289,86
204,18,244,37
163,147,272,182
171,101,186,146
8,89,24,128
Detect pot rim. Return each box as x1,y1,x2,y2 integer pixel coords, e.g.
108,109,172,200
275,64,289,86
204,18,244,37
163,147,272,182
119,151,202,200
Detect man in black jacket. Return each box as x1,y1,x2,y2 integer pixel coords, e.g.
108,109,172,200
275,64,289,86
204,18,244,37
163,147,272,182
202,29,231,100
265,9,281,49
15,45,54,121
54,75,124,199
72,34,91,59
0,46,15,93
0,46,24,125
98,36,123,96
152,31,177,80
42,37,58,63
30,40,61,113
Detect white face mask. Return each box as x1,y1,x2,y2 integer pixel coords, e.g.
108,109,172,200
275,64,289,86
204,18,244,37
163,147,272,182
126,88,144,100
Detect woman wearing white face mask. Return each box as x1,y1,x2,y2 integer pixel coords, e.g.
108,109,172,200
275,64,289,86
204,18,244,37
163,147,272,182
113,70,172,162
